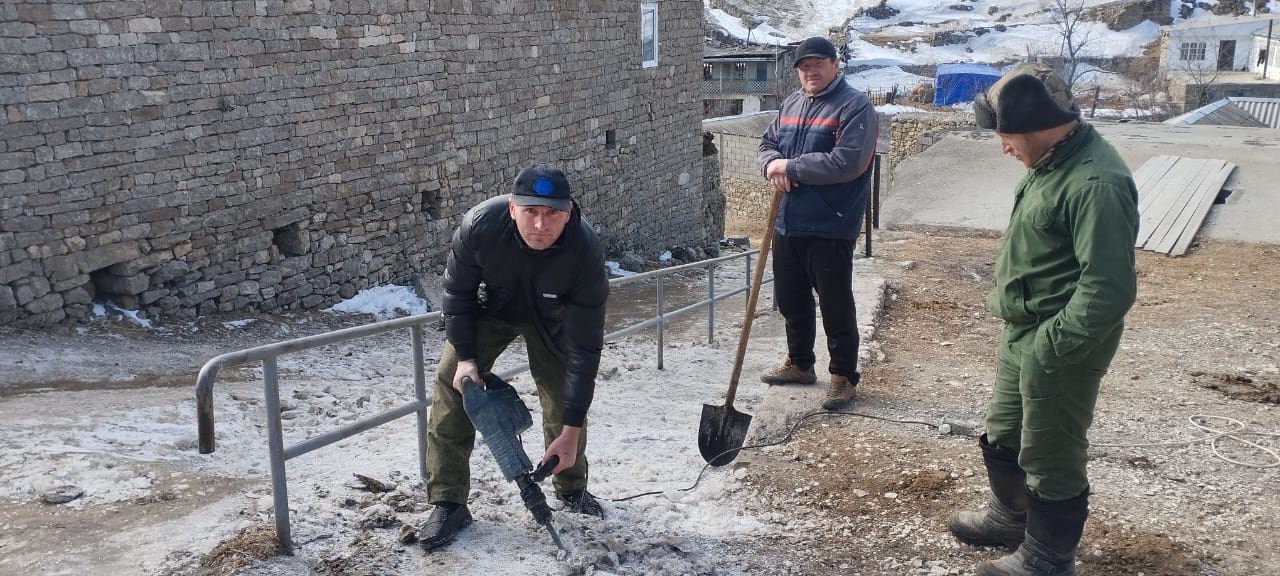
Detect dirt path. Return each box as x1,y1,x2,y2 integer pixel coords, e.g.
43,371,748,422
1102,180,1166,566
733,232,1280,576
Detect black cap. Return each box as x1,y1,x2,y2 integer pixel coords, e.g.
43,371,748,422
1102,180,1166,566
511,163,571,211
793,37,838,67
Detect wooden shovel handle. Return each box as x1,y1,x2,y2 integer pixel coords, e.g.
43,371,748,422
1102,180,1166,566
724,187,783,408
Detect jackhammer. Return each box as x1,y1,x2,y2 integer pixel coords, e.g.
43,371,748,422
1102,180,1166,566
460,374,568,553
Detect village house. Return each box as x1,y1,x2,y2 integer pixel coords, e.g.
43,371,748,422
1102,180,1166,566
1159,15,1280,109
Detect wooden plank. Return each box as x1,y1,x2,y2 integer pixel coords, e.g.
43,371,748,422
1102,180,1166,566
1147,159,1225,253
1135,158,1211,248
1133,155,1179,215
1168,163,1236,256
1128,155,1162,192
1132,155,1177,207
1135,156,1191,235
1133,158,1186,247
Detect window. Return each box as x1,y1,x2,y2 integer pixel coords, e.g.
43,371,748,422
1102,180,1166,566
641,3,658,68
1179,42,1206,61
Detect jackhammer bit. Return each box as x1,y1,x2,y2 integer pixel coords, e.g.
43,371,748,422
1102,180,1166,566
461,374,568,553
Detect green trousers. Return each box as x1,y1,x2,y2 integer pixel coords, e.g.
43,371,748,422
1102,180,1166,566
985,321,1123,501
425,316,590,505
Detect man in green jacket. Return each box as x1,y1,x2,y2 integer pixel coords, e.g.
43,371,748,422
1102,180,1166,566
947,63,1138,576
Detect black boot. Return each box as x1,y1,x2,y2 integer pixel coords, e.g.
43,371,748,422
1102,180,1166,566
948,434,1028,549
557,489,605,519
419,502,473,552
976,488,1089,576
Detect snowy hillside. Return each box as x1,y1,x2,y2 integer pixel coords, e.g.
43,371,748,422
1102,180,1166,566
706,0,1279,95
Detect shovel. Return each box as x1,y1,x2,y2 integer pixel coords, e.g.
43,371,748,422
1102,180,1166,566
699,186,783,466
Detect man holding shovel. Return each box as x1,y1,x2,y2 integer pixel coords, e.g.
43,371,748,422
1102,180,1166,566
757,36,879,410
948,63,1137,576
418,163,609,552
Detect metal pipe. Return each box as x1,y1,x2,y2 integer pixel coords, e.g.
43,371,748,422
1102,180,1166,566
285,402,428,460
873,153,881,229
656,276,665,370
1266,19,1274,80
262,357,293,554
602,282,765,342
707,262,716,344
412,325,429,483
864,192,873,258
197,311,443,453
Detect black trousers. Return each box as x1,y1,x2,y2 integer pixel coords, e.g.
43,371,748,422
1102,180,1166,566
770,234,859,377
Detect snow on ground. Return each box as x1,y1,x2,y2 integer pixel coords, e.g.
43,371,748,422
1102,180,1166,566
846,20,1160,67
324,284,430,319
845,65,932,92
2,268,788,575
707,8,794,45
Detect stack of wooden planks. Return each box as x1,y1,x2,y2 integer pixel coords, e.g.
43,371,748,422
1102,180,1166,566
1131,155,1236,256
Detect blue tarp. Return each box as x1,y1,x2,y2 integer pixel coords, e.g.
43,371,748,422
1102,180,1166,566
933,63,1002,106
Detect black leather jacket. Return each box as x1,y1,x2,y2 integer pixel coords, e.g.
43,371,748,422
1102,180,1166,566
441,195,608,427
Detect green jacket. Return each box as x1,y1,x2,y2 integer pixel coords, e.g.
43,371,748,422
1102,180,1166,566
988,123,1138,371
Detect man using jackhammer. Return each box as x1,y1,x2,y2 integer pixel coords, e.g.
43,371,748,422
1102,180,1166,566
948,63,1138,576
418,163,609,552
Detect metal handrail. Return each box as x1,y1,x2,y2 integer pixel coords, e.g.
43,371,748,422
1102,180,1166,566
194,248,771,553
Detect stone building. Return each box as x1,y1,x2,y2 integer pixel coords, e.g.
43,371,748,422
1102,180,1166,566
0,0,711,326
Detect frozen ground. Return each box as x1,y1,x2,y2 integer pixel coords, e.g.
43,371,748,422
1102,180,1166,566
0,260,812,575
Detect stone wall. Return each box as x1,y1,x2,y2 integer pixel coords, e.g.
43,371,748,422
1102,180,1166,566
721,177,772,235
887,111,974,176
716,131,763,183
1086,0,1172,30
0,0,707,326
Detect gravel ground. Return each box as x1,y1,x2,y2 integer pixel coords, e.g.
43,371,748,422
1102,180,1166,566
730,232,1280,576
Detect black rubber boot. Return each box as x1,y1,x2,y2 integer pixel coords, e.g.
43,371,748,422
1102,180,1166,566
419,502,473,552
975,488,1089,576
948,434,1028,549
557,489,605,519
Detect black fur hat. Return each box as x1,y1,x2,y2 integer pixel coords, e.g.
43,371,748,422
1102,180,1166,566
974,63,1080,134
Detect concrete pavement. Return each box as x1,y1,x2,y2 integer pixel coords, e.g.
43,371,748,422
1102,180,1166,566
882,121,1280,245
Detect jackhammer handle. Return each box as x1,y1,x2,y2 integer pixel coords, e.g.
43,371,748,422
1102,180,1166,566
531,455,559,483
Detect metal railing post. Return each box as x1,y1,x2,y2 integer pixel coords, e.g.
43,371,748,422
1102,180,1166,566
262,356,293,554
412,324,429,483
707,262,716,344
656,276,665,370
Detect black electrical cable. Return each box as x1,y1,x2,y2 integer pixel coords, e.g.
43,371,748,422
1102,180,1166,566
603,409,939,503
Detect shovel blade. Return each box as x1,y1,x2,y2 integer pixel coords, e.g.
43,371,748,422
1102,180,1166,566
698,403,752,466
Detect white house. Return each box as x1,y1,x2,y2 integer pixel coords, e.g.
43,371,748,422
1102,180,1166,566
1159,16,1273,77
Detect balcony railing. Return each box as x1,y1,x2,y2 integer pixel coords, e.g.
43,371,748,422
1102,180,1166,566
703,79,776,96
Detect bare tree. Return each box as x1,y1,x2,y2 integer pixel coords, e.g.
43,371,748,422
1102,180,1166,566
1166,31,1226,109
1047,0,1094,92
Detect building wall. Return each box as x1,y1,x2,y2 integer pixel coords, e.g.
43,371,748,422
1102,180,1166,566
0,0,706,326
1162,22,1270,72
714,131,763,183
1253,34,1280,80
1180,82,1280,111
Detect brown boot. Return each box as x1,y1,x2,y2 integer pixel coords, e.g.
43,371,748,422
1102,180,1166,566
760,357,817,385
821,372,860,410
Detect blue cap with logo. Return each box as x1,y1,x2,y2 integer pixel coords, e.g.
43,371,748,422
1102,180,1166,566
511,163,571,212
